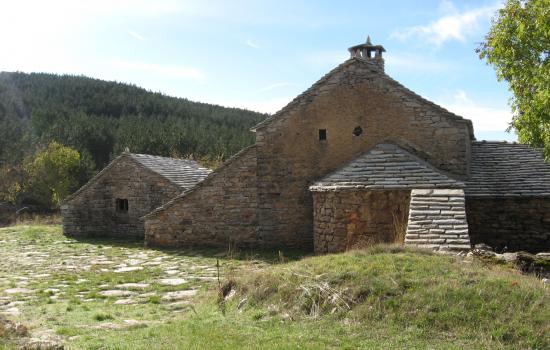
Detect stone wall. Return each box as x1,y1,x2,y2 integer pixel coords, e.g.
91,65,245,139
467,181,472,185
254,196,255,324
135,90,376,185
144,146,258,248
405,189,471,251
61,156,181,239
255,58,472,249
312,189,410,253
466,196,550,253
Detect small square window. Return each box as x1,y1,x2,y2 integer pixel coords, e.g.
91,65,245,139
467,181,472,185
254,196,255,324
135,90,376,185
116,198,128,212
319,129,327,141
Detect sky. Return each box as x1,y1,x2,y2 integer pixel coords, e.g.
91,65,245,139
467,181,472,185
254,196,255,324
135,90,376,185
0,0,516,141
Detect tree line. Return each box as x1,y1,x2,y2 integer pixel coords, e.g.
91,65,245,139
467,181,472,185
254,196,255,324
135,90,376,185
0,72,266,209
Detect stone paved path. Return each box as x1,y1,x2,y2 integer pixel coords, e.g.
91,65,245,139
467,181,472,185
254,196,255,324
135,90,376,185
0,225,269,344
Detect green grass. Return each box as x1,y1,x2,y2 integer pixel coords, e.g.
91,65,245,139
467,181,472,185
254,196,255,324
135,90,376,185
227,246,549,349
0,225,548,349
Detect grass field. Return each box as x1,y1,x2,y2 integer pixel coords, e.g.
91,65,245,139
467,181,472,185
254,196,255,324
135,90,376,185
0,225,548,349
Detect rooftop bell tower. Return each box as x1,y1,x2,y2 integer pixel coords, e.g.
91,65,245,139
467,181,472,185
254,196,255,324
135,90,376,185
348,36,386,71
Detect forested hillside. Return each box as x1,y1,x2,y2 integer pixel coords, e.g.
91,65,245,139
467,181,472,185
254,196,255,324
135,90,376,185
0,71,267,208
0,71,266,166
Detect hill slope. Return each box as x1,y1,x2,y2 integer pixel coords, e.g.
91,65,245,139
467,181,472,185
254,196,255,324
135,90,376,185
0,71,267,167
72,246,550,349
1,226,547,349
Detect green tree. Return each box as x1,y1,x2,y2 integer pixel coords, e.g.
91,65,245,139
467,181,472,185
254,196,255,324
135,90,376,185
0,164,26,206
477,0,550,157
24,141,82,208
1,71,265,171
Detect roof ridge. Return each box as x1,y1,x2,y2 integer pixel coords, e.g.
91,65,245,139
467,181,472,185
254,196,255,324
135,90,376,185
251,58,378,131
474,140,519,144
310,143,463,191
141,145,257,220
128,153,205,164
63,152,213,204
251,57,474,138
128,156,211,189
466,141,550,196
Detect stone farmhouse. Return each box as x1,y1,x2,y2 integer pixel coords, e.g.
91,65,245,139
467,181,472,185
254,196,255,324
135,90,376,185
61,153,211,239
63,38,550,253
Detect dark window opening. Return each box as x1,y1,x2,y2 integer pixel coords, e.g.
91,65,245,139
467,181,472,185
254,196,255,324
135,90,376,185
319,129,327,141
116,198,128,212
353,126,363,136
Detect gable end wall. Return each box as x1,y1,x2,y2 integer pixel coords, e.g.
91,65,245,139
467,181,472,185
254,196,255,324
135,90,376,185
61,157,182,239
255,60,472,249
144,146,258,248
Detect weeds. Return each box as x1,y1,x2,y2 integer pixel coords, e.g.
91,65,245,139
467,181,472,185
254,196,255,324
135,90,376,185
15,212,61,226
228,246,549,349
297,280,352,317
93,312,113,321
392,210,408,244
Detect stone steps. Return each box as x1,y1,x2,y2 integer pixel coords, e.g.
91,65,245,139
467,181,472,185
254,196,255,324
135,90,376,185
405,189,471,252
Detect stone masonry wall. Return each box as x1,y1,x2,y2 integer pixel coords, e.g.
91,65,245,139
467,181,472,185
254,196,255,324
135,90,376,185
466,196,550,253
312,190,410,253
405,189,471,251
144,146,258,248
255,59,472,249
61,156,181,239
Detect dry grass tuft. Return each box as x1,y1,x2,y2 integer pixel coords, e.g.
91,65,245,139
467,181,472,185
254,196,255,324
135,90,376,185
15,212,61,226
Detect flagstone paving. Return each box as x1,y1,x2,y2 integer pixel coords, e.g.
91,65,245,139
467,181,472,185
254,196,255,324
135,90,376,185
0,225,273,345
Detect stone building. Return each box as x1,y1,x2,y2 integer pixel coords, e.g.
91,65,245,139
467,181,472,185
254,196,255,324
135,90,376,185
66,38,550,253
61,153,211,239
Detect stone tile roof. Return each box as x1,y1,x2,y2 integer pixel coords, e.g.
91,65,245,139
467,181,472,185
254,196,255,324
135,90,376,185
309,143,462,191
128,153,212,189
63,153,211,203
466,141,550,197
142,145,257,219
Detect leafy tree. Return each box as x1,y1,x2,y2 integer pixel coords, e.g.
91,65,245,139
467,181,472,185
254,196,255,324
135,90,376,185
24,142,83,208
0,164,26,206
477,0,550,157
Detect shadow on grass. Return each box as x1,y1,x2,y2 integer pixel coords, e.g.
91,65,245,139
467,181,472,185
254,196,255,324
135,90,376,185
68,234,310,264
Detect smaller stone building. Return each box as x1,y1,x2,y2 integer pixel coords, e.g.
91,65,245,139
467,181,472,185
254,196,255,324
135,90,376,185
309,143,469,253
61,153,211,239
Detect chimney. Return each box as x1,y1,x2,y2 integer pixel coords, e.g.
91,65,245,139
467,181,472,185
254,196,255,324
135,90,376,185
348,36,386,71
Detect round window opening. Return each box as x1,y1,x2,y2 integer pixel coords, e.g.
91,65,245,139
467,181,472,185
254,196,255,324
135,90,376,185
353,126,363,136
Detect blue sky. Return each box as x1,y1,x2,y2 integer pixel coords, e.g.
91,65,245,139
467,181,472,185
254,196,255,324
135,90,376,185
0,0,516,141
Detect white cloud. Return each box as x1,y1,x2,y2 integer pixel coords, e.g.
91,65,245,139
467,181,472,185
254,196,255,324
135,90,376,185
392,1,498,45
127,30,146,41
439,90,512,132
303,50,349,69
239,97,292,114
0,0,184,74
259,82,296,92
384,52,453,72
112,60,205,82
200,96,292,114
245,40,260,49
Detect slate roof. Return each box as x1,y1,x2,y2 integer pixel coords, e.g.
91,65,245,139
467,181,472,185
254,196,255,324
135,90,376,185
63,153,211,203
466,141,550,197
309,143,463,191
128,153,212,189
142,145,257,219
